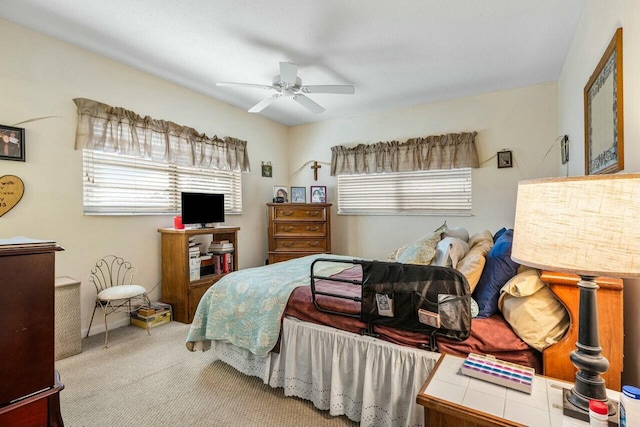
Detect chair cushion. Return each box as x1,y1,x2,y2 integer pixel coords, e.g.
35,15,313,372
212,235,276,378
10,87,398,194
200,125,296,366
97,284,146,301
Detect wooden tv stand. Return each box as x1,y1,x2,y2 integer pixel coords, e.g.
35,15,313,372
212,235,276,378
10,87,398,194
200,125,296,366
159,226,239,323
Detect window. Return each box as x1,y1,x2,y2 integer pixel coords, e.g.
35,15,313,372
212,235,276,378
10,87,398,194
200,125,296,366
74,98,249,216
337,168,471,215
83,150,242,215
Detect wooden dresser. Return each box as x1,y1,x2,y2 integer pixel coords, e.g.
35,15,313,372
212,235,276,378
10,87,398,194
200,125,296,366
0,239,64,427
541,271,624,391
267,203,331,264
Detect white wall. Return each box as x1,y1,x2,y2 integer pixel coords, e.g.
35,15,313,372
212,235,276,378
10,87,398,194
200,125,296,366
557,0,640,388
288,83,559,260
0,18,288,334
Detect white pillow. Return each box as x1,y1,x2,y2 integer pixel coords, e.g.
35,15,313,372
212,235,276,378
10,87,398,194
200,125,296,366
443,226,469,242
432,237,470,269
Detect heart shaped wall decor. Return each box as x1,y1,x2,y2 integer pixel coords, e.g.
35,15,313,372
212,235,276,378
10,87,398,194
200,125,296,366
0,175,25,217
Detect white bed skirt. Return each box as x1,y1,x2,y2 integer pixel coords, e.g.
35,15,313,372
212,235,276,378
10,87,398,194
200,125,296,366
207,316,440,427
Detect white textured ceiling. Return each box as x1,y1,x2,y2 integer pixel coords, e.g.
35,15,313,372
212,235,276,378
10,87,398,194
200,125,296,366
0,0,584,126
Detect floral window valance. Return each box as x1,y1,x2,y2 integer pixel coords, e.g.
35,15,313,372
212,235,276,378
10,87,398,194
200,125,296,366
73,98,251,172
330,131,478,176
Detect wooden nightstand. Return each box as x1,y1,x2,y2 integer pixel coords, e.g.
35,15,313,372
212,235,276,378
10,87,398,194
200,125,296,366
417,354,620,427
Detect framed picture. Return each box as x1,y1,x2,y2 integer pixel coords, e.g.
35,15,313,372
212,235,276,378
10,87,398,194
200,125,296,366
561,135,569,165
273,185,288,202
497,150,513,168
290,186,306,203
261,161,272,177
310,186,326,203
0,125,25,162
584,28,623,175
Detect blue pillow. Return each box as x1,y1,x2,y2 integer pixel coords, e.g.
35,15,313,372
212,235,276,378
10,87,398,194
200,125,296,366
472,229,519,318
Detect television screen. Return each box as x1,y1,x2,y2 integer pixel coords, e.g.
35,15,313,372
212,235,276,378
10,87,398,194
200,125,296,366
180,192,225,227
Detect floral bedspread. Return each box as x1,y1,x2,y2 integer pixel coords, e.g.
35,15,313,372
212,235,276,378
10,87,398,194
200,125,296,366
186,254,355,356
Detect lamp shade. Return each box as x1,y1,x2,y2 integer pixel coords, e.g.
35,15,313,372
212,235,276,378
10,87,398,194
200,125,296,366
512,174,640,278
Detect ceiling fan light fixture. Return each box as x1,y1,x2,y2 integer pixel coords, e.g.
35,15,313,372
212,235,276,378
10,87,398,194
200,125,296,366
217,61,355,114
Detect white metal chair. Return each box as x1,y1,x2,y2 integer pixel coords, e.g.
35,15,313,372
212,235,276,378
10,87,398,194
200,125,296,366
86,255,151,348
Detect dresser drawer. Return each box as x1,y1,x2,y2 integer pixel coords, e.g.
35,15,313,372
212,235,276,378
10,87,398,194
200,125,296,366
272,205,326,221
269,253,312,264
274,238,328,252
273,222,326,237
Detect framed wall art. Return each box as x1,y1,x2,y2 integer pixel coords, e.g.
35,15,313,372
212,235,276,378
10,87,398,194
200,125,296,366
310,186,326,203
584,28,623,175
290,186,306,203
261,161,272,177
497,150,513,168
0,125,25,162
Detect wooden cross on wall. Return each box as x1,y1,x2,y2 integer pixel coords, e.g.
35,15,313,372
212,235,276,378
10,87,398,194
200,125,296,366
311,161,321,181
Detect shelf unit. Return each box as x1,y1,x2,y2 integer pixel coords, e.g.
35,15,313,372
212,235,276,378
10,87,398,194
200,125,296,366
158,226,239,323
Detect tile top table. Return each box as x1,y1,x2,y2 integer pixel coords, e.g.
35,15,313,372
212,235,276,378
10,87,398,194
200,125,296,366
417,354,620,427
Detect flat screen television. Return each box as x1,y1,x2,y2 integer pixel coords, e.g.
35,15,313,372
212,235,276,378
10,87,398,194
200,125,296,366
180,192,225,228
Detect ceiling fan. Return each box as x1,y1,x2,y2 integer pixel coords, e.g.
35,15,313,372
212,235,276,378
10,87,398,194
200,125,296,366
216,62,355,114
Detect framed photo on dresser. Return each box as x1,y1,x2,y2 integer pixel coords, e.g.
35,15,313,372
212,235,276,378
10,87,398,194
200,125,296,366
310,186,326,203
291,186,306,203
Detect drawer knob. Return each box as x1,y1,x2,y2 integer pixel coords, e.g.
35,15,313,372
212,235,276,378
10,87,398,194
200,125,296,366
306,226,319,231
281,242,293,247
305,211,319,217
281,226,293,232
307,241,320,247
282,210,293,216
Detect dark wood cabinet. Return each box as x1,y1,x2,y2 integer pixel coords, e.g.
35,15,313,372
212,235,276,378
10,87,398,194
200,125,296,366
267,203,331,264
158,226,239,323
0,239,64,427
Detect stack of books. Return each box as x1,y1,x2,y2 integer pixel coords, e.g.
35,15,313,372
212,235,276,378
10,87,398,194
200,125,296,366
132,302,172,330
209,239,234,253
189,237,201,280
200,239,234,275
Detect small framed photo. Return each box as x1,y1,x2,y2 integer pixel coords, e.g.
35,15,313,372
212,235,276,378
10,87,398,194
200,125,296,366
261,161,272,177
0,125,25,162
291,186,306,203
310,186,327,203
497,150,513,168
273,185,288,202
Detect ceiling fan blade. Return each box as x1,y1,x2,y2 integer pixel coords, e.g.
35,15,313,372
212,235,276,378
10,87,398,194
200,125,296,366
279,62,298,85
217,82,277,91
300,85,355,95
248,95,279,113
294,94,325,114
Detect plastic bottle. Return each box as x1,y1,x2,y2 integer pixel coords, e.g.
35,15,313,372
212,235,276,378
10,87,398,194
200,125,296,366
589,400,608,427
619,385,640,427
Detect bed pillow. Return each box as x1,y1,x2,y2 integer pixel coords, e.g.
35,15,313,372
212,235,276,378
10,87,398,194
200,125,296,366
468,230,493,249
472,228,519,318
432,237,470,268
456,231,494,292
456,248,486,291
390,222,447,265
443,226,469,242
498,269,570,351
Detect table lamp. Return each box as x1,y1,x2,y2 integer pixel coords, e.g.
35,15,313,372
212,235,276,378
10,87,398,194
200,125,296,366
511,174,640,422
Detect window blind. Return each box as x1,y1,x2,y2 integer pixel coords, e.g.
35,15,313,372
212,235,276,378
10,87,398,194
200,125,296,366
83,150,242,215
337,168,472,215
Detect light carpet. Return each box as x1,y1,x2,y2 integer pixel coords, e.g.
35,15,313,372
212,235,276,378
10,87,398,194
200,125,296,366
55,321,358,427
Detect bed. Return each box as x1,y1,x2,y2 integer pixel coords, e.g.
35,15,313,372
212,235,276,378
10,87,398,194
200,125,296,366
185,231,623,427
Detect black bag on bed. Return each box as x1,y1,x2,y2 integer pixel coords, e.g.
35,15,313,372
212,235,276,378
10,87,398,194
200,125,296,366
310,259,472,347
359,261,471,341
